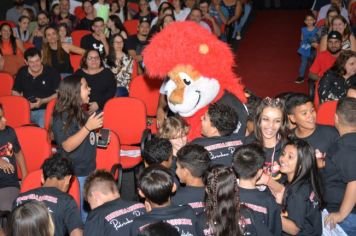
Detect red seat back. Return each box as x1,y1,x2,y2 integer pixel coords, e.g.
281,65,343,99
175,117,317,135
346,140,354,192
0,72,14,97
123,20,139,36
20,169,81,208
103,97,147,145
96,131,120,171
70,54,83,72
0,96,30,127
316,100,338,126
74,6,86,20
23,41,35,50
44,99,57,131
128,2,139,14
15,126,52,179
0,20,16,28
71,30,91,47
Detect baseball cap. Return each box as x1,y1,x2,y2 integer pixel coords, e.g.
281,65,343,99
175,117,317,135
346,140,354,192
328,31,342,41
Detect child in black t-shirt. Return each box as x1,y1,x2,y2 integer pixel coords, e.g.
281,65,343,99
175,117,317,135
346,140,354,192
258,139,323,236
130,165,199,236
142,137,173,168
137,221,180,236
83,170,146,236
233,143,282,236
172,144,210,214
192,103,244,167
15,155,83,236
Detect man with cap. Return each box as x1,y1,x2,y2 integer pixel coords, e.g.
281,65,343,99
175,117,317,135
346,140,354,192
308,31,343,98
126,17,150,74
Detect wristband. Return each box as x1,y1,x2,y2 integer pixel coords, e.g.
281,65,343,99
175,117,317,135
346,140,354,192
84,125,90,132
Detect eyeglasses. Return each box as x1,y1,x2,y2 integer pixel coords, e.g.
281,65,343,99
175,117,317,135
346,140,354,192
87,56,100,61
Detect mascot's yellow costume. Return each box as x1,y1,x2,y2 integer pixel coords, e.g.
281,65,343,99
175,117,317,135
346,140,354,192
143,21,248,140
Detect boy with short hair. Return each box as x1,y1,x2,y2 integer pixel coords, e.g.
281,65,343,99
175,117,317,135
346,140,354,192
172,144,211,214
14,155,83,236
286,93,339,157
130,165,199,236
193,103,244,166
142,137,173,168
233,144,282,236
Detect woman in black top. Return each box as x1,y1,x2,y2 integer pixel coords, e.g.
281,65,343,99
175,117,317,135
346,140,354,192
42,26,85,77
318,50,356,104
133,0,156,23
75,49,116,114
51,75,103,221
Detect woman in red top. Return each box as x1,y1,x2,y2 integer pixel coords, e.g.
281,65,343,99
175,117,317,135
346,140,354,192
0,23,24,57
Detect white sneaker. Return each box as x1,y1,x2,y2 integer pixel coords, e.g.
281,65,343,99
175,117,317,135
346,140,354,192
236,34,242,40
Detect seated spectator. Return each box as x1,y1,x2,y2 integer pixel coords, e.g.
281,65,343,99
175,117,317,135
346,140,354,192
12,47,61,127
13,16,31,43
172,0,191,21
14,156,83,236
106,15,128,40
347,84,356,97
149,0,167,14
158,116,190,157
117,0,132,23
197,165,271,235
318,50,356,103
53,0,78,30
109,1,121,17
130,165,198,235
133,0,156,23
286,93,339,160
30,11,50,50
94,0,110,23
172,144,210,214
137,221,180,236
309,31,342,98
106,34,133,97
76,0,95,31
75,49,116,114
320,15,356,51
317,0,349,24
233,144,282,235
158,14,176,30
20,7,37,35
83,170,146,236
193,103,244,166
42,26,85,77
50,3,60,23
80,17,109,58
0,23,24,57
32,0,51,13
58,23,73,44
258,139,323,235
126,17,150,73
321,97,356,235
199,0,220,36
316,4,340,41
188,7,212,32
6,0,37,23
150,3,174,35
8,201,54,236
0,103,27,212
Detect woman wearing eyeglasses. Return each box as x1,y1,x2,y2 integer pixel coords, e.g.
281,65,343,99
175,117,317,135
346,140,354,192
75,49,116,114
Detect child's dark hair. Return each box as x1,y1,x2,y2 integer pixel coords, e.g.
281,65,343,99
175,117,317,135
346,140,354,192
305,12,315,20
42,154,74,180
245,91,262,121
232,143,265,179
139,165,174,205
281,139,324,211
204,165,243,236
138,221,180,236
208,103,238,136
285,93,312,115
84,170,118,201
142,137,173,165
176,144,211,178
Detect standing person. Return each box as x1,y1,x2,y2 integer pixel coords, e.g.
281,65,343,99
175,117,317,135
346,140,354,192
75,49,116,114
247,97,289,180
258,139,324,236
296,13,318,84
106,34,133,97
51,74,103,222
14,156,83,236
80,17,109,58
42,26,85,77
219,0,243,42
0,103,27,212
320,97,356,235
12,47,61,127
76,0,95,31
318,50,356,103
235,0,252,40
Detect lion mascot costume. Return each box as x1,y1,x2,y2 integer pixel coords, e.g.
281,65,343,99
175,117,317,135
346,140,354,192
143,21,248,140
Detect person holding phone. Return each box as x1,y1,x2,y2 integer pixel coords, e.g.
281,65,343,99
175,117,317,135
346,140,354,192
51,74,103,222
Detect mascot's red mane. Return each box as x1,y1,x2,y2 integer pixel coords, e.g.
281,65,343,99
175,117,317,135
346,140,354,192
143,21,246,103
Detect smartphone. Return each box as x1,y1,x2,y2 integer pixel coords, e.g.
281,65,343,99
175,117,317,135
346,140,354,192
28,96,37,103
97,128,110,148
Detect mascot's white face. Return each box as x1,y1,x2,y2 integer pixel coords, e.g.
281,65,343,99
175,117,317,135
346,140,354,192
165,65,220,117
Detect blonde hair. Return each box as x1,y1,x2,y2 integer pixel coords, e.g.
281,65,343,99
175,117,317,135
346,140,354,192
158,116,190,139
